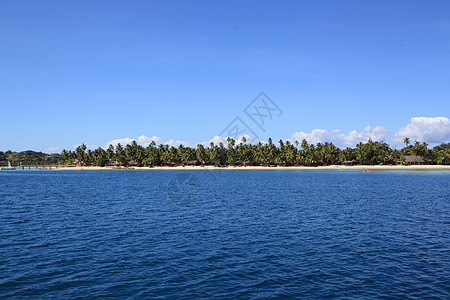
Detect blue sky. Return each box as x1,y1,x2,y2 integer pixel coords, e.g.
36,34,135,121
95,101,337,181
1,0,449,152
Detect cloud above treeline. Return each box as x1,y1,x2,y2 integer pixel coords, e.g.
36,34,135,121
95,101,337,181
96,116,449,151
391,117,450,143
200,135,253,147
45,146,61,153
102,134,254,150
289,117,449,147
105,135,193,148
290,125,388,148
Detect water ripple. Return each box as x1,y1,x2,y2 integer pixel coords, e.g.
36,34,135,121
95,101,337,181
0,170,449,298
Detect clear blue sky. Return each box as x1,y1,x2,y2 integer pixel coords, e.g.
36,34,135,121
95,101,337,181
1,1,449,151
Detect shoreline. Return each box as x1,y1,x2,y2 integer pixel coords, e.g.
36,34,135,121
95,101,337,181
49,165,450,171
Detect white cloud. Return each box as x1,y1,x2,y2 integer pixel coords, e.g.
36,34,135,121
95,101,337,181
45,146,61,153
87,117,450,152
205,136,227,146
237,134,253,144
136,135,162,147
104,135,193,148
392,117,450,143
72,144,100,150
201,134,254,147
290,125,388,148
165,139,194,147
105,138,134,148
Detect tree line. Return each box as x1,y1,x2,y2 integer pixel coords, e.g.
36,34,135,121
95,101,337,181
60,137,450,167
0,150,60,166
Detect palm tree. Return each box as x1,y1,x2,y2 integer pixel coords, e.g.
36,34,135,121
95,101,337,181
196,144,207,165
75,143,87,165
226,137,236,165
145,143,160,166
61,149,69,164
62,136,450,167
404,137,410,147
115,143,126,166
93,147,107,166
106,144,115,165
301,139,309,151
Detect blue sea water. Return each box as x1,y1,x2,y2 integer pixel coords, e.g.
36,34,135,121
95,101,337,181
0,170,449,299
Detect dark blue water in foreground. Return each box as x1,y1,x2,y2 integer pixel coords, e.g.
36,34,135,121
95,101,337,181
0,170,449,299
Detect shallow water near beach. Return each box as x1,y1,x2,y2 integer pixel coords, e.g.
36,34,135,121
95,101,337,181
0,170,449,298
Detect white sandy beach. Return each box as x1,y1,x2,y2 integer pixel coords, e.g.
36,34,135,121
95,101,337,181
52,165,450,171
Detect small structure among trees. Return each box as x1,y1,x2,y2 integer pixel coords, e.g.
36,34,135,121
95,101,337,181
405,155,424,165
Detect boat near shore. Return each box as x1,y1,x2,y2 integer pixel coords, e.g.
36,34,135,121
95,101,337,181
1,161,16,171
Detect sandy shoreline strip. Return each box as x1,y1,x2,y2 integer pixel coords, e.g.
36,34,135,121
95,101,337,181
51,165,450,171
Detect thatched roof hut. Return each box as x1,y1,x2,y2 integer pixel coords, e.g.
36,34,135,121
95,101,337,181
405,155,424,165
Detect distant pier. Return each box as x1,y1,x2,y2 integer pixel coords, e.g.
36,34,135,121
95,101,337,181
0,165,64,170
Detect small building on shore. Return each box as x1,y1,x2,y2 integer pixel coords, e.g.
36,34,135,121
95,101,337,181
405,155,424,165
185,160,199,166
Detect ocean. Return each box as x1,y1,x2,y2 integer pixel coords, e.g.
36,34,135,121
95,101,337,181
0,170,449,298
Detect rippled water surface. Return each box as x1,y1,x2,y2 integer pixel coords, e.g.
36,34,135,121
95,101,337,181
0,170,449,298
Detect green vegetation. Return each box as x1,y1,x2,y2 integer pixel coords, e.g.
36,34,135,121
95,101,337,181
2,139,448,167
58,138,450,167
0,150,60,166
